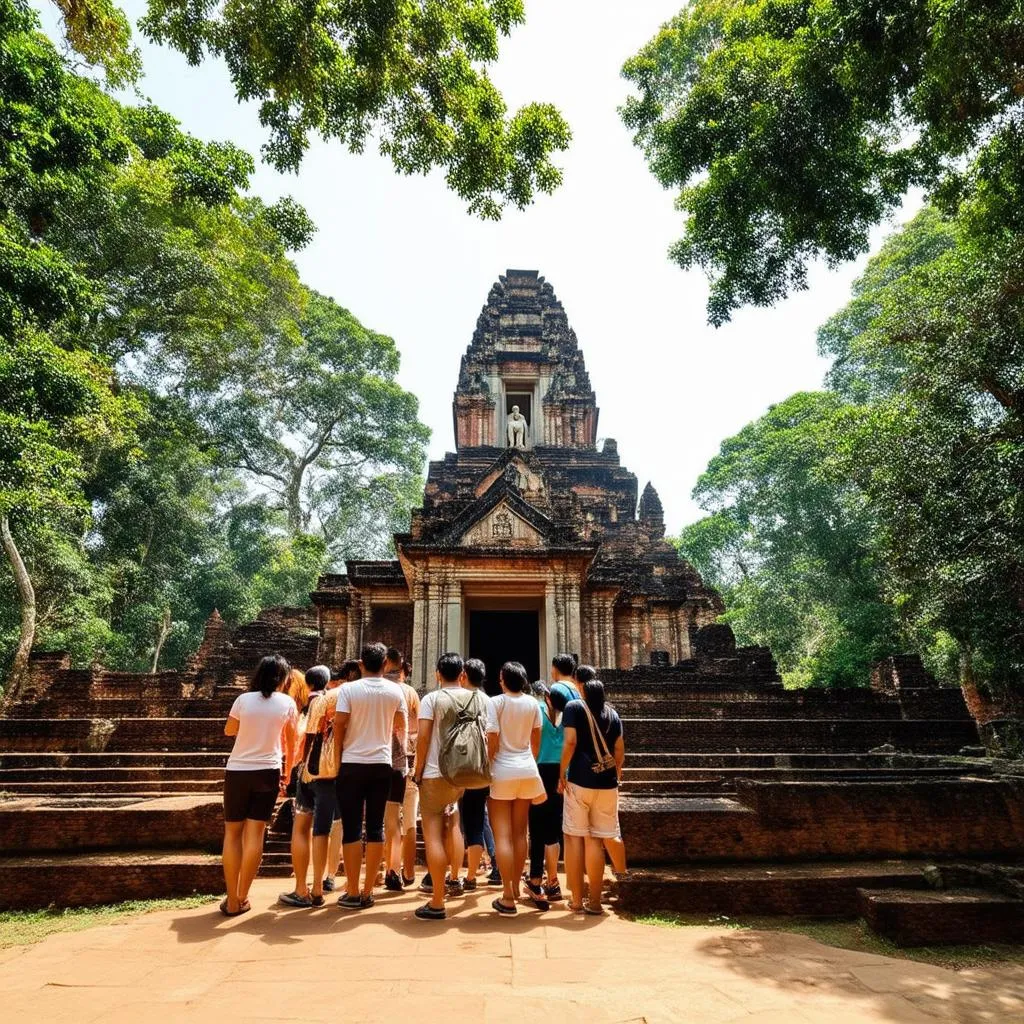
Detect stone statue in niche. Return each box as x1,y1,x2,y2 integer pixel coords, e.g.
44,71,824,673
506,405,528,449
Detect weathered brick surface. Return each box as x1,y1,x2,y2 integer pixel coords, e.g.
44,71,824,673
0,852,222,911
620,779,1024,864
0,797,222,854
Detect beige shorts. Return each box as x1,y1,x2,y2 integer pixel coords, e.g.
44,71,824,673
562,781,620,839
418,776,464,817
489,773,546,802
401,775,419,832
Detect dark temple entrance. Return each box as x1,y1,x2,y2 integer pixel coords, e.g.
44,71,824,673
468,610,540,696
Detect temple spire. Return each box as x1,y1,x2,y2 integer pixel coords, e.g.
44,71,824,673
639,482,665,538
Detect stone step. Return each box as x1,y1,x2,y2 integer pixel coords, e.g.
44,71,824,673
0,752,232,768
613,860,934,917
857,886,1024,945
622,718,980,754
0,849,222,910
0,780,223,795
609,696,969,721
0,766,226,783
5,698,240,720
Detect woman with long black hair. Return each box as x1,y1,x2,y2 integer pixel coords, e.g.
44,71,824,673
221,654,297,916
559,675,625,915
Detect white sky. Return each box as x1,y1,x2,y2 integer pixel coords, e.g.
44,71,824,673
39,1,918,532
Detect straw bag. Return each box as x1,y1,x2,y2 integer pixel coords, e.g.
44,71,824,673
580,703,617,775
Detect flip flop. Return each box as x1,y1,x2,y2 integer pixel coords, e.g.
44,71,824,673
492,898,518,915
219,898,250,917
583,903,605,916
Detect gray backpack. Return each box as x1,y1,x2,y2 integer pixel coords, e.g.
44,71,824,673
436,689,491,789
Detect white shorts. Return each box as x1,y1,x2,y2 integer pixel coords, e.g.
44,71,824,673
562,782,620,839
401,776,419,831
489,774,546,802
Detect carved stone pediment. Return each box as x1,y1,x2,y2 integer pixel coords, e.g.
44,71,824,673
475,457,545,499
459,501,545,548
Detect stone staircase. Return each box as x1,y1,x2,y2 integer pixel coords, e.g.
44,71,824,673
3,649,1022,940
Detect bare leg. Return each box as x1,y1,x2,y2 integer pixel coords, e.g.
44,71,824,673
290,811,312,896
446,808,465,881
222,821,244,912
584,837,607,911
511,799,531,899
342,842,362,898
421,812,448,911
488,798,516,906
311,834,329,898
238,819,267,905
402,828,417,879
564,834,585,909
363,842,384,897
603,836,627,874
545,843,560,886
383,801,401,874
327,819,342,884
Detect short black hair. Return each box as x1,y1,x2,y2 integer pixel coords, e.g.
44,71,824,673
531,680,550,699
436,651,464,683
306,665,330,692
361,642,388,674
500,661,529,693
335,659,361,681
574,663,597,685
402,659,413,678
463,658,486,688
386,646,403,664
251,654,289,698
551,653,577,676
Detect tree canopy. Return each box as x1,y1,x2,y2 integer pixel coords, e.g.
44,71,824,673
621,0,1024,323
0,0,429,685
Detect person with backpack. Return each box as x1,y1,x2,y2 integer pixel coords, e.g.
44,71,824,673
486,661,547,915
412,651,491,921
559,676,625,915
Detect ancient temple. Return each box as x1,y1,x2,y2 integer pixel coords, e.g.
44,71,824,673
312,269,730,689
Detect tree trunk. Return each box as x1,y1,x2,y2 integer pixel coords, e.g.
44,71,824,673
150,606,172,674
285,469,305,533
1,516,36,706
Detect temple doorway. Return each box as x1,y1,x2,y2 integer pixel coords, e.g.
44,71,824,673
468,610,540,696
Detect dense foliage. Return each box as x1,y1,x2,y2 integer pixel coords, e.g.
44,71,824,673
681,202,1024,692
139,0,571,218
622,0,1024,324
0,0,428,684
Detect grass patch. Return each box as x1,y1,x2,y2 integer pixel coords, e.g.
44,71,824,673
0,895,217,949
631,911,1024,971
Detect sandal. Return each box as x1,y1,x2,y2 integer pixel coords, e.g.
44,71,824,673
278,891,313,908
338,893,365,910
414,903,447,921
584,903,606,916
219,897,250,917
492,898,518,916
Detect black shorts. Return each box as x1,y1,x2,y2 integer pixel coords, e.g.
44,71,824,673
224,768,280,823
387,768,407,805
459,785,489,848
336,762,392,844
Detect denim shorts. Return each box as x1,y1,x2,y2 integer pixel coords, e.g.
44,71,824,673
295,775,339,836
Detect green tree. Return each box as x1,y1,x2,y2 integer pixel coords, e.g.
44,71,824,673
621,0,1024,323
679,392,902,687
136,0,570,218
199,289,429,559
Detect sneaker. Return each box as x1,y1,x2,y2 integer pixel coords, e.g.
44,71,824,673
402,873,416,888
322,877,336,893
414,903,446,921
419,872,434,893
544,880,564,901
310,894,325,908
278,891,313,908
445,877,463,898
384,870,403,892
523,878,545,900
487,866,502,886
462,877,478,892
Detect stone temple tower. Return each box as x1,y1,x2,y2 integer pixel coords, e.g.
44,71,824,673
313,269,729,689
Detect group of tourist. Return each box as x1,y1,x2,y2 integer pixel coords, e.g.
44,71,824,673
220,642,627,921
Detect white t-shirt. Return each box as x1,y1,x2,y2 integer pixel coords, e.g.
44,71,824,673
486,693,543,781
419,686,491,780
226,691,297,771
335,677,408,766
